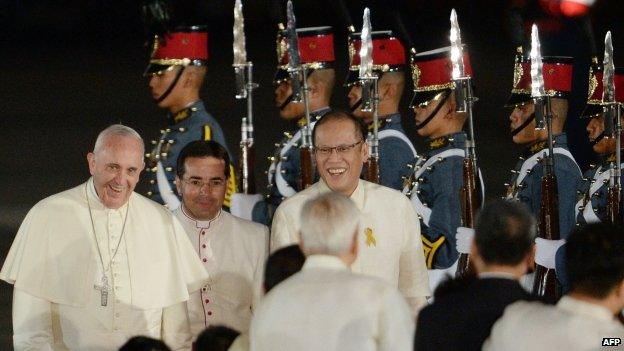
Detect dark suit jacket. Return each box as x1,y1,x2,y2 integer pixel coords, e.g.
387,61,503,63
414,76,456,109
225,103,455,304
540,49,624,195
415,277,532,351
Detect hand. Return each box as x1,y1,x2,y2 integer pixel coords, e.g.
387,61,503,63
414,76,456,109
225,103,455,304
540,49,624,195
534,238,566,269
455,227,475,254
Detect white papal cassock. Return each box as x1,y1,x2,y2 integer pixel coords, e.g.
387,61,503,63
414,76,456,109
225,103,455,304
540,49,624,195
249,255,414,351
173,206,268,336
270,179,431,314
0,179,209,350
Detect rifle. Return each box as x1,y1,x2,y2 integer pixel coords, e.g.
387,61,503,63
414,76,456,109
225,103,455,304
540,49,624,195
285,0,314,190
449,9,480,278
233,0,257,194
602,31,623,224
359,8,380,184
530,25,561,299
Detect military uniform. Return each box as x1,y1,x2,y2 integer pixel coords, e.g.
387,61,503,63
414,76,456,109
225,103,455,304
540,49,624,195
504,55,582,239
251,26,335,225
403,133,474,270
143,27,236,210
403,46,481,271
575,156,624,225
372,114,418,190
145,100,236,209
345,30,418,190
504,136,581,238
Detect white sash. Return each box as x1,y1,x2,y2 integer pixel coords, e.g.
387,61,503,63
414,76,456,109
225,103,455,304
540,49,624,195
268,122,317,199
512,147,580,194
378,129,418,157
405,149,465,226
156,161,181,210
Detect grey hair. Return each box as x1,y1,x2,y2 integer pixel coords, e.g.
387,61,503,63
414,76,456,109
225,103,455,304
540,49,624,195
299,192,361,256
93,124,144,154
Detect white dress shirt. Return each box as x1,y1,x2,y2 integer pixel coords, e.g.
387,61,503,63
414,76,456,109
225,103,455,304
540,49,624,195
483,296,624,351
270,179,430,312
2,179,209,350
174,207,268,336
249,255,414,351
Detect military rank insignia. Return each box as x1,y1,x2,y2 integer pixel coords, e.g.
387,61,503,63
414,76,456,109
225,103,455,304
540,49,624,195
365,227,376,247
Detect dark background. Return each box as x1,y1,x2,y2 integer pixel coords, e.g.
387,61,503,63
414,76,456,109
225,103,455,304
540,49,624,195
0,0,622,347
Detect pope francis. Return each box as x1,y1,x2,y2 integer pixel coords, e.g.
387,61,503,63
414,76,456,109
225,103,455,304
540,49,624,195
0,124,209,350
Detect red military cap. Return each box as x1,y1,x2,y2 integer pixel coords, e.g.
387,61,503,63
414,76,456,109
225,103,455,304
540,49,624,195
344,30,407,87
410,46,473,107
144,26,209,77
274,26,335,84
582,65,624,118
505,56,573,107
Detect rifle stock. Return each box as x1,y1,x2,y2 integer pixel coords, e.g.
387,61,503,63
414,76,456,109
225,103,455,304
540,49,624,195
607,184,622,225
365,157,380,184
532,171,561,299
299,145,314,189
456,156,479,278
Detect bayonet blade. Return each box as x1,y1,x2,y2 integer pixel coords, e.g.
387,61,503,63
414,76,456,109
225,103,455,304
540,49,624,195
450,9,465,79
603,31,615,104
530,24,546,98
359,8,373,79
286,0,301,71
233,0,247,66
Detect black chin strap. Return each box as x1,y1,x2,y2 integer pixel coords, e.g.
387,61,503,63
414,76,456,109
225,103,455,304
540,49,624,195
590,131,606,146
414,92,450,131
510,112,536,137
279,94,294,111
349,98,362,112
155,66,185,103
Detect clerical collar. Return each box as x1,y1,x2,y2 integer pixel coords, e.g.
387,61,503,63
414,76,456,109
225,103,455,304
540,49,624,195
168,100,201,125
87,177,129,213
181,204,221,229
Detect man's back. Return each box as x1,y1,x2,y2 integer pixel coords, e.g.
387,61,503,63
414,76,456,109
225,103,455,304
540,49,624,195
484,296,624,351
416,277,531,351
249,255,414,351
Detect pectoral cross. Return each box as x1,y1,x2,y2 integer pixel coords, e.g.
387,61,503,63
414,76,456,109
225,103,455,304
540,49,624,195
94,275,109,306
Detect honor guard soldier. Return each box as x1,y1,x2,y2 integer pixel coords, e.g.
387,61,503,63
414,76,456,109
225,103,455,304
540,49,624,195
402,47,483,282
251,26,336,225
144,26,237,210
504,54,582,238
574,66,624,225
345,30,418,190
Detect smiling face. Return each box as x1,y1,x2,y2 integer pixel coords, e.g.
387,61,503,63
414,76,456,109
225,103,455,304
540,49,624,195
176,156,227,221
314,118,367,196
274,80,304,120
87,135,145,209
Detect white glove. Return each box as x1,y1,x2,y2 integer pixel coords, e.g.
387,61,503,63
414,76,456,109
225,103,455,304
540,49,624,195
455,227,475,254
230,193,263,221
534,238,566,269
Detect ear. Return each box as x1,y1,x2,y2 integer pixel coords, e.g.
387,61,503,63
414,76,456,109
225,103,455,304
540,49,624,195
361,139,370,160
308,81,320,99
380,82,396,100
175,176,182,195
469,241,484,272
525,244,537,273
444,96,456,119
351,230,359,257
87,152,96,176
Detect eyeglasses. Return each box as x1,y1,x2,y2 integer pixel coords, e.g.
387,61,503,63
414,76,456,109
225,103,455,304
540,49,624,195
314,140,363,156
182,178,225,191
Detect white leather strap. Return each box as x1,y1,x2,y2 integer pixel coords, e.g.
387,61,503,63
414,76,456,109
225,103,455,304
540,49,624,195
513,147,580,192
378,129,418,158
156,161,181,210
408,149,465,226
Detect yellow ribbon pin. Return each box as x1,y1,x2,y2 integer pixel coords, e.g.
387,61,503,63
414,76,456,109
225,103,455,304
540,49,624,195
365,227,376,247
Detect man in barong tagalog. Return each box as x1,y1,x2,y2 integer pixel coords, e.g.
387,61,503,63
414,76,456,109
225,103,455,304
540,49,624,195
1,124,209,350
